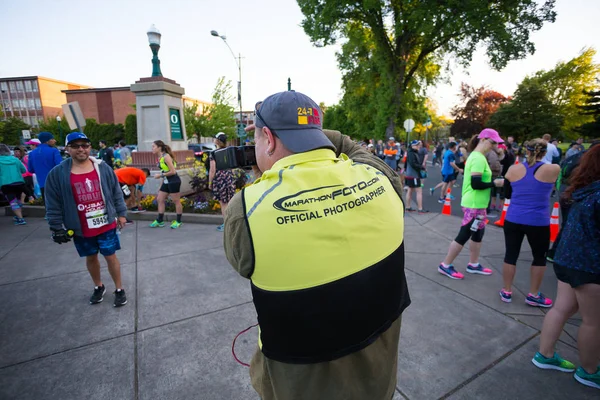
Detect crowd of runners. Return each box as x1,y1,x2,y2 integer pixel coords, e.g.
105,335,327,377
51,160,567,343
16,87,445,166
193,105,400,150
0,122,598,390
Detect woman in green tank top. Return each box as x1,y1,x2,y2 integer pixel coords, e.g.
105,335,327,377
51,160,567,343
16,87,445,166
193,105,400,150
149,140,183,229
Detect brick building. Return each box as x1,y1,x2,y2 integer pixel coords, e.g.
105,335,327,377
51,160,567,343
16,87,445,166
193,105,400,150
0,76,90,127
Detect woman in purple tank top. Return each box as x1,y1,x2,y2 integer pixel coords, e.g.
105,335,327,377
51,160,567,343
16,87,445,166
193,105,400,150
500,139,560,307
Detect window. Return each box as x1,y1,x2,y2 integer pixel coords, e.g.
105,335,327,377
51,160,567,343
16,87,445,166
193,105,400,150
20,99,27,109
0,81,7,91
16,81,24,92
9,81,16,93
27,98,35,109
32,80,38,92
25,81,32,92
23,116,31,125
12,99,20,110
35,98,41,110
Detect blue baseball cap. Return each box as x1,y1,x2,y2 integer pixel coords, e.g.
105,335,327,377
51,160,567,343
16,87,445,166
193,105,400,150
255,91,335,153
65,132,91,146
37,132,54,143
410,140,420,146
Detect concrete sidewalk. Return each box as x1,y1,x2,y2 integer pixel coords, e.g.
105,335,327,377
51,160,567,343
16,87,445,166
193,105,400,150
0,213,595,399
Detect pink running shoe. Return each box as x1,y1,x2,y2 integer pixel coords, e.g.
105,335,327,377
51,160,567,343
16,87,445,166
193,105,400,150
438,264,465,280
526,292,553,308
466,263,493,275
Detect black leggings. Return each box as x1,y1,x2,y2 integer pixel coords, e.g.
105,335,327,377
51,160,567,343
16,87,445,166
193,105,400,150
454,219,485,245
503,220,549,266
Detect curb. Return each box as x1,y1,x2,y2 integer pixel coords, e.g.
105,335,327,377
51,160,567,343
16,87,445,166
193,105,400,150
4,206,224,225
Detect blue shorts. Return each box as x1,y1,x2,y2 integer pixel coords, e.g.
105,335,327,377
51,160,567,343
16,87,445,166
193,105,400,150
442,173,456,183
73,229,121,257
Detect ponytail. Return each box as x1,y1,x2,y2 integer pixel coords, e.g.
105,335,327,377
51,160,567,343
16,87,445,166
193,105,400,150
524,139,547,167
467,135,480,153
153,140,176,161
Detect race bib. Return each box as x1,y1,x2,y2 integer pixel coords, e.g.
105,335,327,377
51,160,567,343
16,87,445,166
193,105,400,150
86,209,109,229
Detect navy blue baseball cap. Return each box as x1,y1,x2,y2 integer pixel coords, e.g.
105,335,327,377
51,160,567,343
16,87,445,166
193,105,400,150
410,140,420,146
255,91,335,153
65,132,91,146
37,132,54,143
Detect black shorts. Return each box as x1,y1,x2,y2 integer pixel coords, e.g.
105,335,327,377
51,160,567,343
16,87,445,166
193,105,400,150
554,263,600,288
1,183,26,202
405,176,421,188
159,175,181,194
503,220,550,266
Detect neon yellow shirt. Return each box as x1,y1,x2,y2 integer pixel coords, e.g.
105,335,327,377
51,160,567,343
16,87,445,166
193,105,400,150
461,151,492,209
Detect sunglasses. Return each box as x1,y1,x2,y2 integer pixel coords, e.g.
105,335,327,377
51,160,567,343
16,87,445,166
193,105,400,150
254,101,278,136
69,143,91,149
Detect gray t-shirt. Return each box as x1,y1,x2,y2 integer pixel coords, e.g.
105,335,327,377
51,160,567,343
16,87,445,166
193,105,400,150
119,146,132,164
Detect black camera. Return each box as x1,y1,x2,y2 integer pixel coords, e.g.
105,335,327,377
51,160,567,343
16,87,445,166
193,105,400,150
213,146,257,170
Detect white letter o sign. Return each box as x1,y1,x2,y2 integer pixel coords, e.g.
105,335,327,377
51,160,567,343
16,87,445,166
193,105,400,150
171,114,178,124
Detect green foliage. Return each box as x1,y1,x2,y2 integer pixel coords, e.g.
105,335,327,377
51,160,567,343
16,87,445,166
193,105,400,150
0,117,32,145
185,77,236,142
528,48,600,138
37,117,75,145
576,89,600,138
81,119,125,146
322,103,357,136
124,114,138,144
297,0,556,135
487,80,563,141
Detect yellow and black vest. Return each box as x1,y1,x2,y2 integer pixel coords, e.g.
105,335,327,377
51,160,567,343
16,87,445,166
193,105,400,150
242,149,409,364
158,154,177,173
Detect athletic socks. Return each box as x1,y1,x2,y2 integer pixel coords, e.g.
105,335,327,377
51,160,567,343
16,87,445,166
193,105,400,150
157,213,164,223
176,214,182,223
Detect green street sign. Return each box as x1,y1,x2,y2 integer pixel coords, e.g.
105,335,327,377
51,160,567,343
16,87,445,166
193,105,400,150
169,108,183,140
237,123,247,138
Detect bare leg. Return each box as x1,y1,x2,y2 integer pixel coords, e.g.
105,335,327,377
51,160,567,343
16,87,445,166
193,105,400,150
574,283,600,373
136,187,143,208
469,240,482,264
86,254,102,286
443,241,464,266
529,266,547,294
105,254,122,290
220,201,228,216
156,191,168,214
502,263,517,293
171,193,183,214
539,281,578,358
416,188,423,210
406,188,413,208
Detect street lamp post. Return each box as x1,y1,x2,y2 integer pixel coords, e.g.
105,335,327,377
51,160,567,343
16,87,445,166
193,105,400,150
211,30,243,138
147,24,163,77
56,115,63,145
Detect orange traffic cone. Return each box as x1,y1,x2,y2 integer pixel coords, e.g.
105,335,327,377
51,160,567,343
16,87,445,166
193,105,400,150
442,188,452,216
549,202,560,243
494,198,510,227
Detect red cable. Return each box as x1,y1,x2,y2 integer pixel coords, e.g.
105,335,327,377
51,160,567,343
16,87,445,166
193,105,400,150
232,323,259,367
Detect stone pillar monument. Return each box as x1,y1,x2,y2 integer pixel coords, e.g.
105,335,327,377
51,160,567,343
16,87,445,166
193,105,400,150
130,24,188,151
130,76,187,151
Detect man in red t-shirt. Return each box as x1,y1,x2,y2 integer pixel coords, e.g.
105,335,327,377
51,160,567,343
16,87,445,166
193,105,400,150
114,167,150,212
45,132,129,307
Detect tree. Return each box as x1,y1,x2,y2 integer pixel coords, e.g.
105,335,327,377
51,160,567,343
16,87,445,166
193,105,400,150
576,89,600,138
451,83,510,138
322,103,358,136
124,114,138,145
0,117,30,145
185,77,236,141
528,48,600,137
487,80,562,141
297,0,556,136
38,117,75,145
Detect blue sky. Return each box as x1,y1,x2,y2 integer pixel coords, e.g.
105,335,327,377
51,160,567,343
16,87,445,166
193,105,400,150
1,0,598,118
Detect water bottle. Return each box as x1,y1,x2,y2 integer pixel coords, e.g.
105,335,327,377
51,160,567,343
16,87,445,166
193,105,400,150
121,184,131,197
470,215,484,232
